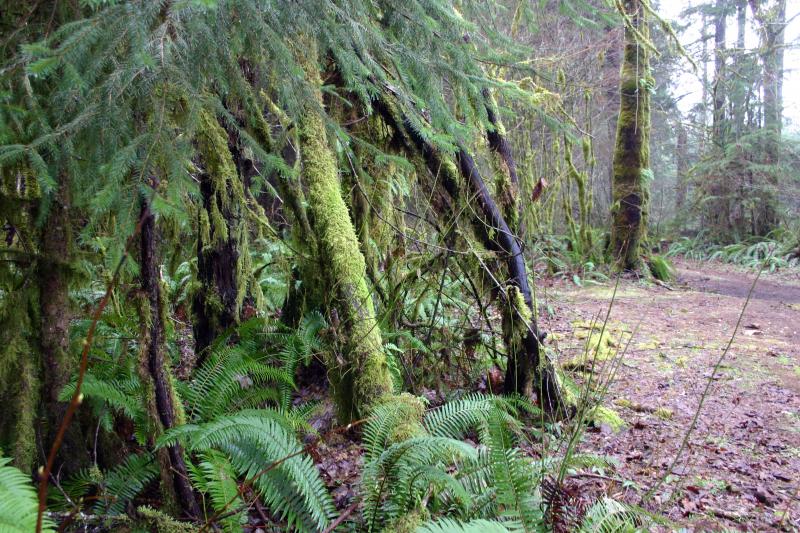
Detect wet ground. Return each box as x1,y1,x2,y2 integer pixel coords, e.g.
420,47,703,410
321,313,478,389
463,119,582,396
545,259,800,531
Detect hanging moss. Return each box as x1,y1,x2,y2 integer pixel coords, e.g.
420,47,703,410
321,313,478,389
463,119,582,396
192,109,262,359
297,45,393,421
564,137,593,258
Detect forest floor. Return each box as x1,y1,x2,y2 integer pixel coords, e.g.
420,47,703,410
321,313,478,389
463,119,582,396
544,259,800,531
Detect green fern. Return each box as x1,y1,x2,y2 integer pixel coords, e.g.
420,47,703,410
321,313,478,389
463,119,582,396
0,457,55,533
416,517,520,532
96,452,160,515
577,497,641,532
158,409,335,532
188,450,245,532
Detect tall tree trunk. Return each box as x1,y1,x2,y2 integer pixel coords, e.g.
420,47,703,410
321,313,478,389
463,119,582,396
712,0,728,146
297,49,394,422
700,12,710,152
139,196,200,520
375,93,564,415
38,178,87,475
733,0,748,138
609,0,651,272
192,111,254,365
675,124,688,211
751,0,785,233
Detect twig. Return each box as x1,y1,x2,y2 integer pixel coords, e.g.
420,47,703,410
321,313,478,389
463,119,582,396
321,498,361,533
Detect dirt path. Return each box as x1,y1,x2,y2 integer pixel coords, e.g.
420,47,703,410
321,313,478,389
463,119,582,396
543,260,800,531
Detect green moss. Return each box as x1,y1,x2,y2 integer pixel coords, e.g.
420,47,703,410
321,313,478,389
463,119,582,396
298,45,393,421
136,506,197,532
586,405,626,432
384,508,430,533
564,330,616,370
614,397,633,409
654,407,673,420
647,255,674,282
383,393,426,443
609,2,652,271
193,109,261,326
11,351,38,471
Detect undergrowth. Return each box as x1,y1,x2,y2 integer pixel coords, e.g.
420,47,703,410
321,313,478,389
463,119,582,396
0,307,661,532
667,230,800,271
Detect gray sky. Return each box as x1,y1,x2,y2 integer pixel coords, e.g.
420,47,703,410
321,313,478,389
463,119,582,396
657,0,800,133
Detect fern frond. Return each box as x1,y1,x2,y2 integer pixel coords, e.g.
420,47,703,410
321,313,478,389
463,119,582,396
59,373,145,421
95,452,159,515
578,497,641,533
189,451,245,532
0,457,56,532
416,517,520,532
158,410,334,532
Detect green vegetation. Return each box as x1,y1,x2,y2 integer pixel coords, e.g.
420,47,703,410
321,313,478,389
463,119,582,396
0,0,797,531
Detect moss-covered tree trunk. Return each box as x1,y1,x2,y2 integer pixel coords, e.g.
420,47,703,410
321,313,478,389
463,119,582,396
609,0,652,272
38,177,88,475
297,52,393,422
751,0,785,234
192,111,256,365
139,196,200,520
675,124,688,210
484,89,522,234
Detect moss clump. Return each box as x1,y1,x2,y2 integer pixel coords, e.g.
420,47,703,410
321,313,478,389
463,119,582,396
135,506,197,532
654,407,673,420
383,393,426,443
647,254,674,282
614,397,633,409
384,508,430,533
586,405,626,433
564,330,617,370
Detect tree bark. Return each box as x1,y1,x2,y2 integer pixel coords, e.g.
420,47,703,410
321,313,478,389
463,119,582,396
675,124,688,211
140,197,200,520
38,178,87,475
609,0,651,272
712,0,728,146
751,0,785,233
